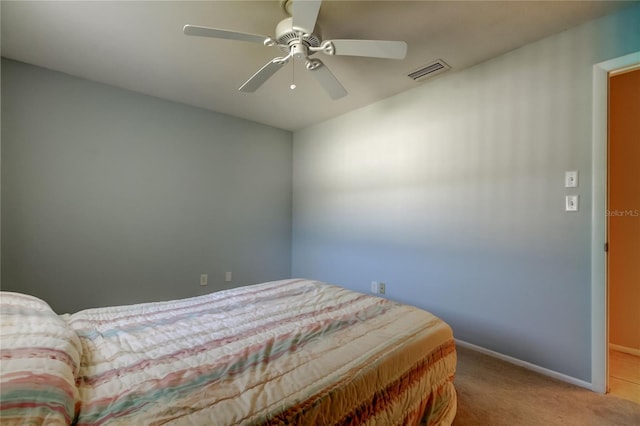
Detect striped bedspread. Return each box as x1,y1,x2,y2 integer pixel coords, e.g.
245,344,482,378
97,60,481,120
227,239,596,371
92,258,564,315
67,279,456,425
0,292,83,425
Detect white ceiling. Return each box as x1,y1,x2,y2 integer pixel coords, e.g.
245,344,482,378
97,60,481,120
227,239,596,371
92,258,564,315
1,1,633,131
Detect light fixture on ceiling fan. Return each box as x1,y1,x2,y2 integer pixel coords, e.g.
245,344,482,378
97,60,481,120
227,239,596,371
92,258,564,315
183,0,408,99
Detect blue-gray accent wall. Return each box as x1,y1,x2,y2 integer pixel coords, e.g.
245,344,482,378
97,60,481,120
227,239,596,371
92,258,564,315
1,59,293,313
291,5,640,382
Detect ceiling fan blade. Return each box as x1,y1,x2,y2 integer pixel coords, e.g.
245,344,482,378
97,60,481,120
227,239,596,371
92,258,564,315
307,60,347,100
183,24,269,44
239,59,286,92
291,0,322,32
329,39,408,59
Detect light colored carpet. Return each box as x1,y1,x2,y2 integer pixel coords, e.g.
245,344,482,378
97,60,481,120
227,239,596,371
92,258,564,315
452,345,640,425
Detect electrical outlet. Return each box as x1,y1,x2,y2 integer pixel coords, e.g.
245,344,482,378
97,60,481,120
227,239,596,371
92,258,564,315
379,282,386,295
200,274,208,286
371,281,379,293
225,272,232,282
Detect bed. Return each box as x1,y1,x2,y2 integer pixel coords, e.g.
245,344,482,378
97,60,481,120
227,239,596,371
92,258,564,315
0,279,457,425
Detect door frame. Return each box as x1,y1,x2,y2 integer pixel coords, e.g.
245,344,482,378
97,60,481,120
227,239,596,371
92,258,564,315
591,51,640,394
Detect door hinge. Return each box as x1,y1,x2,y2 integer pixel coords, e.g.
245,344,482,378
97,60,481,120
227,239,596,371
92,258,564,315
604,242,609,252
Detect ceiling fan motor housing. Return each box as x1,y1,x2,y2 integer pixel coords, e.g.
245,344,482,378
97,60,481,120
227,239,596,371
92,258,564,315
275,17,321,56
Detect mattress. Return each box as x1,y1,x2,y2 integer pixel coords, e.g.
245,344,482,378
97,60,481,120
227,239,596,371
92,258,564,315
1,279,456,425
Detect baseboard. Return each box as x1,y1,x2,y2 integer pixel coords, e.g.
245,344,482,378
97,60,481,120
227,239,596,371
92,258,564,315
455,339,593,391
609,343,640,357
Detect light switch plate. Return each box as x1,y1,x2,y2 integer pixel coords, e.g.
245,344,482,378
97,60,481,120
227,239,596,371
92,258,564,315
565,195,579,212
565,171,578,188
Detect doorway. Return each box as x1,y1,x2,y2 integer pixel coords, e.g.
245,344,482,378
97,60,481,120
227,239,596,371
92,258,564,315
591,51,640,396
607,66,640,403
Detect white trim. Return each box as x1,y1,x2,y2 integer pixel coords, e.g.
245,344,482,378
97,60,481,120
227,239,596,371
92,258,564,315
455,339,592,390
609,344,640,357
591,51,640,395
609,63,640,77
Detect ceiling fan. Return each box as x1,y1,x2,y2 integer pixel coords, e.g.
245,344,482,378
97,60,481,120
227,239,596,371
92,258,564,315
183,0,407,100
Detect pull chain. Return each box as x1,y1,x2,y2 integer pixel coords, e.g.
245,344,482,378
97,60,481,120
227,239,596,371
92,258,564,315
290,58,297,90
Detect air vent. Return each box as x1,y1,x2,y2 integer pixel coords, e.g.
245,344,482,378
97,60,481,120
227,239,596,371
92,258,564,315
408,59,450,81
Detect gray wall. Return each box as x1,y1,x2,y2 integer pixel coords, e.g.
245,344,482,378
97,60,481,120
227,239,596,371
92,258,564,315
292,5,640,382
1,59,292,313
